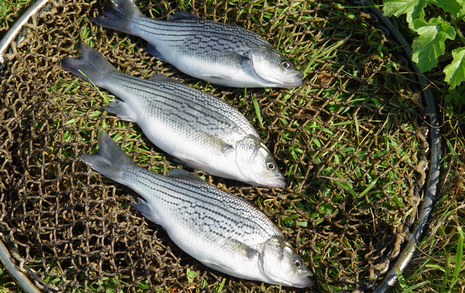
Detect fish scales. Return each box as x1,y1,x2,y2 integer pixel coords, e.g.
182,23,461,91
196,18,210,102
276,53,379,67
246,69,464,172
80,132,313,287
104,73,256,140
60,44,286,187
92,0,304,88
125,166,281,244
136,17,269,53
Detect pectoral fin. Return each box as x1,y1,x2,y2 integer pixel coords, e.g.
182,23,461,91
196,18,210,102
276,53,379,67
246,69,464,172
170,134,233,170
201,238,258,275
224,238,258,259
221,143,234,155
203,75,232,81
201,261,236,275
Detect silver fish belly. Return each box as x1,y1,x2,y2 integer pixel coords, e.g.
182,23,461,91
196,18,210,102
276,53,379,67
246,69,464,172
60,44,286,188
80,132,313,288
92,0,304,88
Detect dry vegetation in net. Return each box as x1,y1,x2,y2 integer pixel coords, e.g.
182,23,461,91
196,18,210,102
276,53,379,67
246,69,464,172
0,0,451,292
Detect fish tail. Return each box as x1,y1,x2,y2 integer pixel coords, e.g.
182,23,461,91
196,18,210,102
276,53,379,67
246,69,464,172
92,0,143,35
80,132,135,184
59,43,117,87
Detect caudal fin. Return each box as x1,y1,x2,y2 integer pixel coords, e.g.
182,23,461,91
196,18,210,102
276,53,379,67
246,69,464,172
80,132,135,184
92,0,143,35
59,44,117,87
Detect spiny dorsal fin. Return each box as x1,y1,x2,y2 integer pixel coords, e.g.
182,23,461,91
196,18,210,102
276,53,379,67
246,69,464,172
169,10,199,21
148,74,183,85
166,168,208,184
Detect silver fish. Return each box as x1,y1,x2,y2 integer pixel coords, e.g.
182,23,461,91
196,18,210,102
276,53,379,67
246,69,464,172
92,0,304,88
60,44,285,188
80,132,313,287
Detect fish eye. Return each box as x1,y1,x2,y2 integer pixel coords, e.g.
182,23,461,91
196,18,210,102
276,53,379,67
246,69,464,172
281,61,290,69
266,160,276,170
293,256,303,268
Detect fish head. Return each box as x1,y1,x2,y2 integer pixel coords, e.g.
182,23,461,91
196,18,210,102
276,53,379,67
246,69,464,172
235,136,286,188
244,46,304,88
261,236,313,288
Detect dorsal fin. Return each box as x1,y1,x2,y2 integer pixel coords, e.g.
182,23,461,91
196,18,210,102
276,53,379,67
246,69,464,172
166,168,207,184
148,75,184,85
169,10,199,21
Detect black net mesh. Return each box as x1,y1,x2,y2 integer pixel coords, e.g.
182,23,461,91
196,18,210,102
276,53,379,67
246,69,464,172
0,0,430,292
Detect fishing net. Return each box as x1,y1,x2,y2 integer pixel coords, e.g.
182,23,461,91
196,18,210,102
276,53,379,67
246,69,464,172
0,0,437,292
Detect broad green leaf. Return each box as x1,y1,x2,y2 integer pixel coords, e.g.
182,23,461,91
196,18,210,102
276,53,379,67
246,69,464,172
405,0,427,30
382,0,422,17
412,17,456,72
460,0,465,17
432,0,464,17
444,47,465,89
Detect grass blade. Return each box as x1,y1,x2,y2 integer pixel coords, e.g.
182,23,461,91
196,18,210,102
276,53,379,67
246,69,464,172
252,95,263,127
440,255,450,293
451,226,464,290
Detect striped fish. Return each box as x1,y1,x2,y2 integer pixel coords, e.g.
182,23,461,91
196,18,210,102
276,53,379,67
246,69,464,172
92,0,304,88
80,132,313,288
60,44,286,188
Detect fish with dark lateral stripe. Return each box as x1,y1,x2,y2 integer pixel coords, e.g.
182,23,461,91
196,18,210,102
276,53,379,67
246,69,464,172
80,132,313,287
60,44,285,188
92,0,304,88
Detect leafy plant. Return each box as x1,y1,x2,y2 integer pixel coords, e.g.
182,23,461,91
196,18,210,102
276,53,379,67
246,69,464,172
186,268,196,283
382,0,465,102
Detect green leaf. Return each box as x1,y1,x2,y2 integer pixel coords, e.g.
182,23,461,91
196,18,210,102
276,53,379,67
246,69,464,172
186,268,196,283
405,0,427,30
444,47,465,89
382,0,429,29
396,268,408,289
432,0,464,17
411,17,456,72
252,95,263,127
216,278,226,292
382,0,421,17
451,226,464,290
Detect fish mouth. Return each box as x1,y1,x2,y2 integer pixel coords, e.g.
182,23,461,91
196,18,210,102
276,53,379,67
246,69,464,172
281,73,304,88
288,276,313,288
282,78,303,88
259,175,286,188
252,62,304,88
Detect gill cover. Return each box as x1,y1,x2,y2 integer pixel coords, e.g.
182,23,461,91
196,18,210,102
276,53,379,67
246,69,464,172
235,136,285,188
244,46,304,88
261,236,313,288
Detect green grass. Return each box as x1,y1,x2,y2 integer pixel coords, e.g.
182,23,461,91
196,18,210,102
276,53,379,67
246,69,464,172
0,0,464,292
0,0,28,26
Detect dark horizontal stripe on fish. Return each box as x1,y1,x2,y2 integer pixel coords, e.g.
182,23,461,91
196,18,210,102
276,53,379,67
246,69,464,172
106,73,253,135
136,18,268,47
127,167,279,239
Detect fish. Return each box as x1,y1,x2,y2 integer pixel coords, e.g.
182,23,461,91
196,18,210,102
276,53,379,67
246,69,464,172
80,132,313,288
92,0,304,88
59,44,286,188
